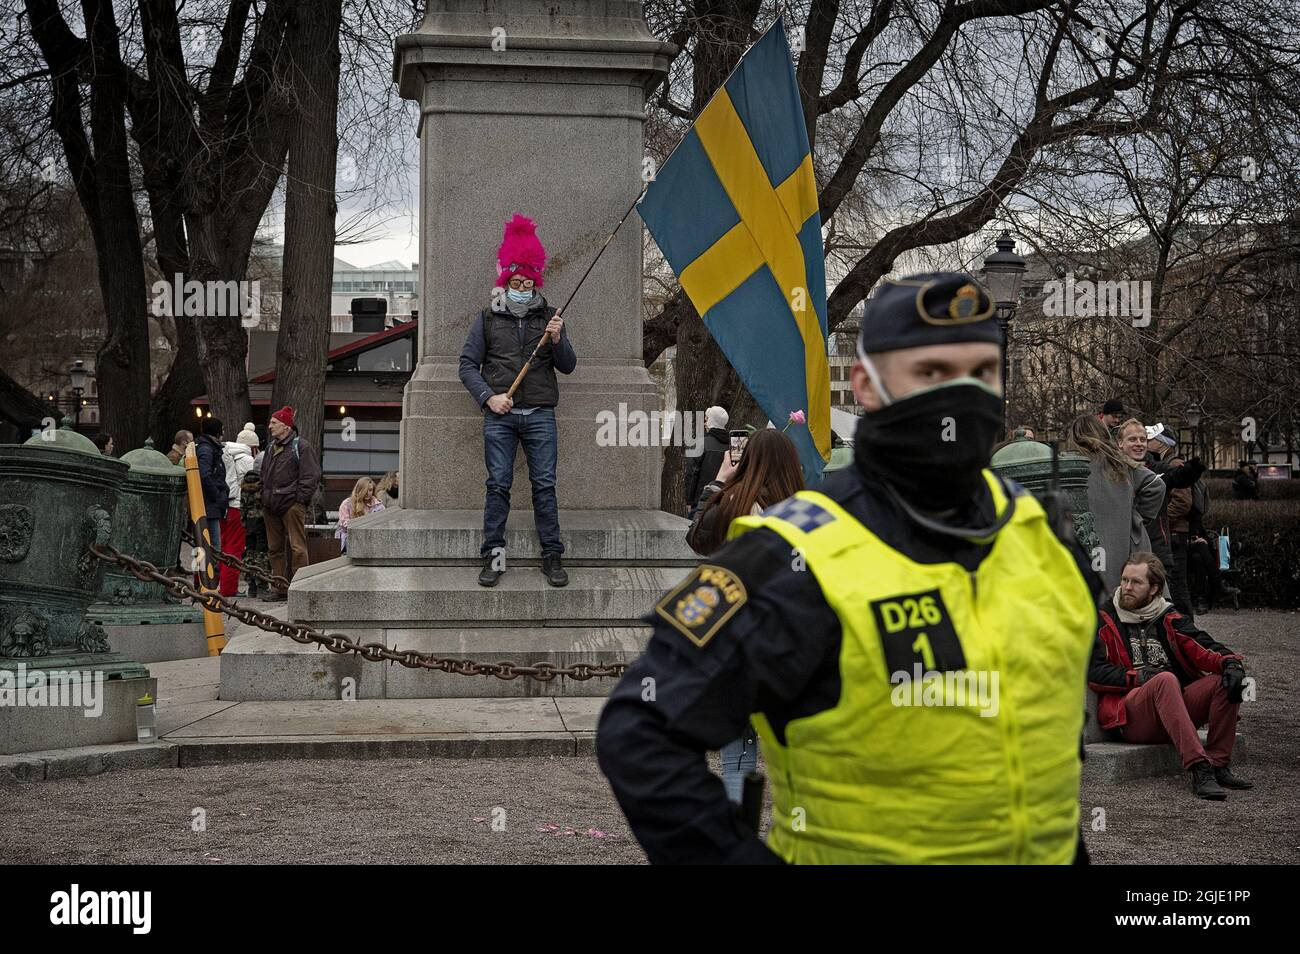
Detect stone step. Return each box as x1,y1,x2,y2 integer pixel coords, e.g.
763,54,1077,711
1083,732,1246,784
218,625,648,700
286,560,691,627
345,507,697,564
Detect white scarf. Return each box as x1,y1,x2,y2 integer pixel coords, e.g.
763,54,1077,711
1113,586,1171,624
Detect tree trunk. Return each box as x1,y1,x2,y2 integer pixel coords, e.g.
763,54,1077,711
149,319,204,446
271,0,343,460
27,0,152,451
185,219,257,431
81,0,152,451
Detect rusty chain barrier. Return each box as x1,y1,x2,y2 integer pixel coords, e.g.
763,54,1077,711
180,527,290,592
91,542,626,682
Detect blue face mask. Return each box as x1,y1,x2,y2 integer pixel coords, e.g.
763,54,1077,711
507,287,532,303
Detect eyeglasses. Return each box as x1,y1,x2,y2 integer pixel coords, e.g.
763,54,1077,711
507,277,535,290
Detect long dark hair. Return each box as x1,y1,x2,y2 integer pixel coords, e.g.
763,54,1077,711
694,429,805,554
1066,412,1130,482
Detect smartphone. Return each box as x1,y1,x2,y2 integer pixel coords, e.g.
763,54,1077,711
729,430,748,465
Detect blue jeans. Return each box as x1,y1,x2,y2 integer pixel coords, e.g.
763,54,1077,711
720,725,759,804
482,408,563,556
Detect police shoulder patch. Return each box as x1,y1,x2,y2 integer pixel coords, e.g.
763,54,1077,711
654,564,748,648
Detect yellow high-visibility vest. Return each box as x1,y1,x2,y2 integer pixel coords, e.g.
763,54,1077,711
727,473,1095,864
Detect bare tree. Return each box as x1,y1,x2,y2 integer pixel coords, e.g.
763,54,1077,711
22,0,153,449
640,0,1300,506
1007,53,1300,458
271,0,343,458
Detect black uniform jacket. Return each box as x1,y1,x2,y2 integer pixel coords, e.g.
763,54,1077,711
595,462,1103,864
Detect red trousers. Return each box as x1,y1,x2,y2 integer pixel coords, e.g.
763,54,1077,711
1120,672,1240,769
219,507,247,597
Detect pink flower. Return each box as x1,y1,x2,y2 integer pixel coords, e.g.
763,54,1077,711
790,410,806,424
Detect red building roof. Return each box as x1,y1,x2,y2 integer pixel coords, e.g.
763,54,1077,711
248,320,416,385
191,319,416,407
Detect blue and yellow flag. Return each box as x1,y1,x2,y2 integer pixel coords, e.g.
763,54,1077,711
638,16,829,481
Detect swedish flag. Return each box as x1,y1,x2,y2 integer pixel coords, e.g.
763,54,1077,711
638,16,830,481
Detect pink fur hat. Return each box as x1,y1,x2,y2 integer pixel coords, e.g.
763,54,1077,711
496,213,546,289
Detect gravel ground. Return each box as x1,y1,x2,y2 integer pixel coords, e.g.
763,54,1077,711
1,755,648,865
2,609,1294,865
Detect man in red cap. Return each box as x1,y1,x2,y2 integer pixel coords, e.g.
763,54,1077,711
259,405,321,600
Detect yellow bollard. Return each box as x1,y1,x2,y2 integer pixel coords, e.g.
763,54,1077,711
184,441,227,655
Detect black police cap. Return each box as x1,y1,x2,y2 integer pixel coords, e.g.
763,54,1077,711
858,272,1001,355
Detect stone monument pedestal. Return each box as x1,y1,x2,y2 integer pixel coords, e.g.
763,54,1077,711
219,507,695,700
220,2,684,701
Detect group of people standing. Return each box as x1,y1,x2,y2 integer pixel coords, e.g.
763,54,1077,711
1066,402,1238,622
176,405,321,601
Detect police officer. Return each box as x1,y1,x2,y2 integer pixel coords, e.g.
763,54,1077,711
596,272,1103,864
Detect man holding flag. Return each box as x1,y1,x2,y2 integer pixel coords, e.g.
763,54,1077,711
459,213,577,588
597,19,1102,864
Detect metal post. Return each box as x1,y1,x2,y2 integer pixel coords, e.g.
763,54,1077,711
182,441,227,655
998,307,1015,428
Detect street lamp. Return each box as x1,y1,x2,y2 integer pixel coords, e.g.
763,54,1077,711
981,231,1027,426
68,359,88,427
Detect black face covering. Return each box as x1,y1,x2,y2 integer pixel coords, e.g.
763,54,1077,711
853,381,1005,513
387,486,399,500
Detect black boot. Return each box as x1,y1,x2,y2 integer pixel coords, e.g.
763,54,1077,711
475,556,499,587
1191,761,1228,800
541,553,568,587
1214,764,1253,790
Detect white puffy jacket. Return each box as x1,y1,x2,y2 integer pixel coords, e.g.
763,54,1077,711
222,441,257,507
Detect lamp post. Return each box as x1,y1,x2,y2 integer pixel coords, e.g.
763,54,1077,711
68,359,88,428
1186,400,1203,462
981,231,1027,426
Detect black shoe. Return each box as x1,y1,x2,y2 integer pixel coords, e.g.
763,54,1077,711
541,553,568,587
1214,765,1253,790
478,554,504,587
1191,762,1228,800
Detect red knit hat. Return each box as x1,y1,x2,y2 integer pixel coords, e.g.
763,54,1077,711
496,213,546,289
271,406,295,429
